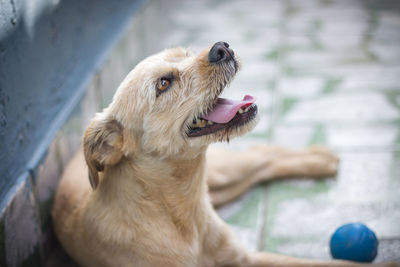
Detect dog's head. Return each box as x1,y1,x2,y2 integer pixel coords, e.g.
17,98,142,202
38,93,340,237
83,42,258,188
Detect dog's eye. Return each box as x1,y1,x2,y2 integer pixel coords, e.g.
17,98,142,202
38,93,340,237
156,77,172,96
159,79,170,91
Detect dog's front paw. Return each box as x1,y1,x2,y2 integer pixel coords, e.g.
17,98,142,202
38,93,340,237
305,146,340,177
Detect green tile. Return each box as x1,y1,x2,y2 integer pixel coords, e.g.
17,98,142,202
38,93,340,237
225,187,264,228
247,132,271,140
262,180,331,252
321,77,342,94
264,45,298,62
384,89,400,110
280,97,298,116
309,124,327,145
281,64,304,77
265,47,284,61
243,30,257,42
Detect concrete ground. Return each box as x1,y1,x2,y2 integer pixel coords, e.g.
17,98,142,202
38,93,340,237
47,0,400,265
156,0,400,262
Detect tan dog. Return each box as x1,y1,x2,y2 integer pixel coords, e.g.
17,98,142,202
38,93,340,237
52,42,398,267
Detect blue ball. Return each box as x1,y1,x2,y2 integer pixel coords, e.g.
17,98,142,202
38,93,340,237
330,223,378,262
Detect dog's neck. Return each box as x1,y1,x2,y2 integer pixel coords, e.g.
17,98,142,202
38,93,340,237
94,147,210,238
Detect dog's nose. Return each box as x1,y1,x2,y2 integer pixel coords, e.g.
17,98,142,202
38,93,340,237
208,41,234,63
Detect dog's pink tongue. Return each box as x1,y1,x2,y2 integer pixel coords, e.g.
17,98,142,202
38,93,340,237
201,95,255,123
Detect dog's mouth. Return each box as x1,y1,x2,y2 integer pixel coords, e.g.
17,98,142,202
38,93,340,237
187,95,258,138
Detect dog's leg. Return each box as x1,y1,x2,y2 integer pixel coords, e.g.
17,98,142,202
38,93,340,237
207,145,339,206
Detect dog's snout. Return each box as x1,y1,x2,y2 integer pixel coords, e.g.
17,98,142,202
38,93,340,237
208,41,234,64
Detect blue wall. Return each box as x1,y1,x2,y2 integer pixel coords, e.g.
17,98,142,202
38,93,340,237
0,0,145,210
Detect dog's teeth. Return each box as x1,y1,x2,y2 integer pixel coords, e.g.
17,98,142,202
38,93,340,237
198,120,207,128
244,107,250,112
207,121,214,125
238,108,244,114
194,120,206,128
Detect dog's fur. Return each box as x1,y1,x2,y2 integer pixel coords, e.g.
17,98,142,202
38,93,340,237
52,44,398,267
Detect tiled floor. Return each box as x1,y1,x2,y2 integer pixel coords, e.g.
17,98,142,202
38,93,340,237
161,0,400,262
45,0,400,265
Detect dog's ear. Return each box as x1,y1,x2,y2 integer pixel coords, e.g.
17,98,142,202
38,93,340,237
83,117,123,189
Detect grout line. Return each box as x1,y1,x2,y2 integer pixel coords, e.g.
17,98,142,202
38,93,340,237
258,0,290,252
267,0,288,141
256,186,268,251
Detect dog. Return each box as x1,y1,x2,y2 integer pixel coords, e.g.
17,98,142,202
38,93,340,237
52,42,398,266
